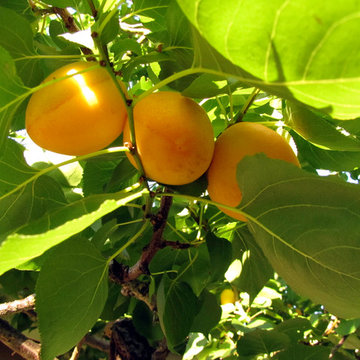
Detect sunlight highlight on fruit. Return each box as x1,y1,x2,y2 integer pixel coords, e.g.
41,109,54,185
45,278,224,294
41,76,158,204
66,69,98,106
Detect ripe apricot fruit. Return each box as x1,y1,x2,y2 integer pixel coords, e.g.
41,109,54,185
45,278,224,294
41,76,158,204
207,122,299,222
25,61,127,156
220,289,236,305
123,91,215,185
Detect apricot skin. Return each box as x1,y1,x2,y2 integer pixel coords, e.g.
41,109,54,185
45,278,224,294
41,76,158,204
207,122,300,222
123,91,215,185
25,62,127,156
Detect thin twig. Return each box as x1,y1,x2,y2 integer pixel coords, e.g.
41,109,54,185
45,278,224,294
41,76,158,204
121,282,156,311
163,240,191,249
329,334,349,359
69,337,86,360
0,294,36,317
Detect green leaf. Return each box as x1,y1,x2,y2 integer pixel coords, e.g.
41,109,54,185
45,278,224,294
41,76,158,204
231,228,273,304
336,318,360,336
82,157,121,196
293,131,360,171
41,0,78,8
0,139,68,239
0,188,145,276
238,154,360,318
190,290,221,336
285,102,360,151
98,10,119,44
132,301,163,341
157,276,199,353
0,6,42,87
133,0,169,28
275,318,313,343
0,139,36,195
237,329,290,356
0,49,28,150
177,246,210,296
181,74,226,98
206,232,232,282
276,344,330,360
36,237,108,360
1,0,35,21
177,0,360,119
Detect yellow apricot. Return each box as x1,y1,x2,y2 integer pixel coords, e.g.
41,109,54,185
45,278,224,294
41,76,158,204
25,62,127,156
123,91,215,185
207,122,300,222
220,289,236,305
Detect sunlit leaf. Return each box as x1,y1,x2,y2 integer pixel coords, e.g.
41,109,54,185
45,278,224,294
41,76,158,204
238,154,360,318
0,188,145,276
177,0,360,119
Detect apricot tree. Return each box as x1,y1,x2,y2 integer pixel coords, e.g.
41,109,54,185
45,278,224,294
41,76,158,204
1,1,360,360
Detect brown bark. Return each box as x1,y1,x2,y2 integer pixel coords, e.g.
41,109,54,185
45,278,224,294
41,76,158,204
0,295,35,317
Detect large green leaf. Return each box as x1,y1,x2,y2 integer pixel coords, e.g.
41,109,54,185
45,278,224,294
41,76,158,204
157,275,199,353
0,188,145,276
237,154,360,319
36,237,108,360
177,0,360,119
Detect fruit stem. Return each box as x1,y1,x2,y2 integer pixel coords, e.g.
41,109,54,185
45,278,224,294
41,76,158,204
232,87,260,124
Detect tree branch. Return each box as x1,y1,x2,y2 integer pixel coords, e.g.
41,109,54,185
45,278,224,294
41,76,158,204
0,318,48,360
329,334,350,359
84,333,110,353
121,281,156,311
0,294,35,317
109,195,173,284
52,7,96,61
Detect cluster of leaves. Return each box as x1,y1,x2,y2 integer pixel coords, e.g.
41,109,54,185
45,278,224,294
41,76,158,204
1,0,360,359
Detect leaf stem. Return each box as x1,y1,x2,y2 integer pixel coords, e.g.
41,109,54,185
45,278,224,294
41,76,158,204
232,87,260,124
156,192,249,221
108,219,150,262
